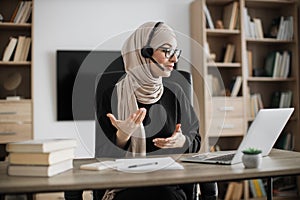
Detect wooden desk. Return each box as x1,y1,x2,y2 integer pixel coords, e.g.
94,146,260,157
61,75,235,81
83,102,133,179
1,149,300,199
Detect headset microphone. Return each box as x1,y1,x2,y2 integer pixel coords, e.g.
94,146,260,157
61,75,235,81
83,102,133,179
149,56,165,71
141,22,165,71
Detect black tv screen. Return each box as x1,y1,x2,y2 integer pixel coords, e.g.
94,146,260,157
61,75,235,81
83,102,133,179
56,50,124,121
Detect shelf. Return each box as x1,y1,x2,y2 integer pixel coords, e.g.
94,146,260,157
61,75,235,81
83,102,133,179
245,0,297,8
246,38,295,44
206,29,240,36
0,22,31,30
247,77,295,82
0,61,31,66
208,62,241,68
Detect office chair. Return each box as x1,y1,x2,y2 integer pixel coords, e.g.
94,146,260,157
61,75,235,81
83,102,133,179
94,68,217,200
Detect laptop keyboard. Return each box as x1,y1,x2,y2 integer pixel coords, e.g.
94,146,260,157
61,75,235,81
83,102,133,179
205,153,235,162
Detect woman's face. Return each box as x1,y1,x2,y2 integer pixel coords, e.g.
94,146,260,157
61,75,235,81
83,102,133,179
150,43,180,78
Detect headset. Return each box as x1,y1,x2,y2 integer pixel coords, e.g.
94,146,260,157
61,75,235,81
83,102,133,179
141,22,165,71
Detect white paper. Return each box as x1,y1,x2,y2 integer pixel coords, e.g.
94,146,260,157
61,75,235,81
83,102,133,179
116,157,184,172
80,160,118,171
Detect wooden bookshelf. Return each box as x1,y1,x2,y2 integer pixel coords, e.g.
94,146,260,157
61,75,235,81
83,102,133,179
190,0,299,199
0,0,33,160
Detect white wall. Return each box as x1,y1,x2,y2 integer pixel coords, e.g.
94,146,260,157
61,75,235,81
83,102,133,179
34,0,193,158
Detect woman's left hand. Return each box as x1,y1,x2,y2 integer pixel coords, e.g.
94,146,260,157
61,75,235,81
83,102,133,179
153,124,186,148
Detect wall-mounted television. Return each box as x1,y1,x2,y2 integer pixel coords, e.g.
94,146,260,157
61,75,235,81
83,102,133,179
56,50,124,121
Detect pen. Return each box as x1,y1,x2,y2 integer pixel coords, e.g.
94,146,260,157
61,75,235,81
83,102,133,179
128,162,158,168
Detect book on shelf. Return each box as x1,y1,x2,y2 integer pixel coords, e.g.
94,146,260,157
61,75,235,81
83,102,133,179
243,7,256,38
8,159,73,177
224,182,243,200
20,37,31,61
246,50,253,77
230,76,242,97
270,90,292,108
264,51,290,78
277,16,293,40
249,93,263,118
2,37,18,62
223,43,235,63
279,90,293,108
207,74,223,96
249,179,266,198
11,1,32,24
252,18,264,39
243,7,251,38
204,5,214,29
250,93,264,118
6,138,77,153
13,36,26,62
222,1,239,30
19,1,32,24
9,148,75,165
275,132,294,151
243,10,265,39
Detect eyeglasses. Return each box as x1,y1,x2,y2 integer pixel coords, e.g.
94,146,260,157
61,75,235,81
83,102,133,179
158,47,182,60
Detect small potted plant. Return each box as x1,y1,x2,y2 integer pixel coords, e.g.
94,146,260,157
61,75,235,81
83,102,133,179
242,147,262,168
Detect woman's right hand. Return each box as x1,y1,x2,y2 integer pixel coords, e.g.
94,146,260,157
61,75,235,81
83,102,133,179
106,108,147,137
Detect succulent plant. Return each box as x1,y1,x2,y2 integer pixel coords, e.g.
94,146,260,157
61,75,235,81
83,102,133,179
242,147,262,155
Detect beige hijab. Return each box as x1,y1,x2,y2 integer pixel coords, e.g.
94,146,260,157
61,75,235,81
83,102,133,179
118,21,177,157
102,22,177,200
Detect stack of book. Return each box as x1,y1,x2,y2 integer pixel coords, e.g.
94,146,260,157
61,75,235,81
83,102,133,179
10,1,32,24
6,138,77,177
2,36,31,62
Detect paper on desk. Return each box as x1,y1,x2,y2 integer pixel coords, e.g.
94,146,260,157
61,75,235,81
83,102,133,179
116,157,184,172
80,157,183,172
80,160,118,171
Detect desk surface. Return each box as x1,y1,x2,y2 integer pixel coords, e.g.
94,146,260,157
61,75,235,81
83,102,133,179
1,149,300,194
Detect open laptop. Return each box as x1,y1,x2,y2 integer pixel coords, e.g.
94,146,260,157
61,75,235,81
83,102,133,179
180,108,294,165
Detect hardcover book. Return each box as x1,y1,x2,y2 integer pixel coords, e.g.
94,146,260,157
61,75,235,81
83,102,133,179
8,159,73,177
6,138,77,153
9,148,75,165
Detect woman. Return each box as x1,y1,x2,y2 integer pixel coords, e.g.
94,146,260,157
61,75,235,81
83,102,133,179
97,21,205,200
65,21,217,200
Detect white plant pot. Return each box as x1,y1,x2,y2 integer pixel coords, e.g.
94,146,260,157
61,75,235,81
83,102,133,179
242,153,262,168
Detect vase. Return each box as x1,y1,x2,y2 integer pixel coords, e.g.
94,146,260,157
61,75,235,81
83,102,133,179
242,153,262,168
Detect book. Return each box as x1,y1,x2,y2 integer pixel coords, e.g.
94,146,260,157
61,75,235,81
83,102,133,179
12,1,26,23
223,1,238,29
204,5,214,29
13,36,26,61
249,179,257,197
264,51,276,77
231,182,243,200
19,37,31,61
6,138,77,153
9,148,75,165
224,182,235,200
223,44,235,63
10,1,23,22
2,37,18,62
230,76,242,97
19,1,32,24
8,159,73,177
247,50,253,77
224,182,243,200
253,18,264,39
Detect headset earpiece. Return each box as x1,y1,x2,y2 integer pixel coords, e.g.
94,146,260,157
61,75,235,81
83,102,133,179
141,46,153,58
